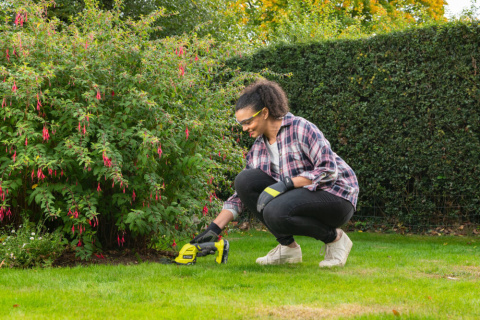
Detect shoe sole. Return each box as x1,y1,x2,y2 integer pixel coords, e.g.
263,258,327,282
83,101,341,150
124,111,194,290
285,257,302,264
256,257,302,265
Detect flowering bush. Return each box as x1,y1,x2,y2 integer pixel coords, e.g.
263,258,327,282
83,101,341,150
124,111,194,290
0,0,245,259
0,222,64,268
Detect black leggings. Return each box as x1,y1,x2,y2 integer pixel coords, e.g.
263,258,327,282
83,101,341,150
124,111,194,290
235,169,354,245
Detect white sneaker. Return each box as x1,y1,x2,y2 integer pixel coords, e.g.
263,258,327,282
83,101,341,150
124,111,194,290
319,231,353,267
256,244,302,265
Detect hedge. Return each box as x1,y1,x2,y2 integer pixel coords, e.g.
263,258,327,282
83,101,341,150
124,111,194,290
227,22,480,229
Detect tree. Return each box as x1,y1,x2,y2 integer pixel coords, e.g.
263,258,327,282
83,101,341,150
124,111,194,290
229,0,447,43
34,0,241,41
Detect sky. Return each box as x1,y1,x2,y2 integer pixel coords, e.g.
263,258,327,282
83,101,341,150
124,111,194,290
444,0,478,18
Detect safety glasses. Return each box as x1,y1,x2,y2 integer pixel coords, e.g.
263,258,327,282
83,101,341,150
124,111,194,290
236,108,263,126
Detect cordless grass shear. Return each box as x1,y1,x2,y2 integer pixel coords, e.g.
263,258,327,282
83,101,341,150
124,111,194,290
174,238,229,265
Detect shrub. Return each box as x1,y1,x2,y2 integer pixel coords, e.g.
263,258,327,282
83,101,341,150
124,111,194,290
0,221,64,268
0,0,245,259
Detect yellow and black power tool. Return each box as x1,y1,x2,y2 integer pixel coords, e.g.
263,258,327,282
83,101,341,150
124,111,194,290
175,239,229,265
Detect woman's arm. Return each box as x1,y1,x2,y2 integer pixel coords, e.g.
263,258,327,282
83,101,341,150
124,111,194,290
213,209,235,229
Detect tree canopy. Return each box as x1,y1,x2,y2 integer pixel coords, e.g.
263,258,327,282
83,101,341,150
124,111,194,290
26,0,448,43
228,0,447,43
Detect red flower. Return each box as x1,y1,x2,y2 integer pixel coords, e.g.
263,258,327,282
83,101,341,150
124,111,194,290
117,234,125,247
97,183,101,192
37,168,45,180
12,81,17,93
12,151,16,163
202,205,208,216
172,239,177,248
6,49,9,62
96,90,101,100
157,144,162,158
0,188,6,202
195,55,199,61
179,65,185,77
185,126,189,140
42,126,50,141
132,189,136,202
102,152,112,167
37,94,42,111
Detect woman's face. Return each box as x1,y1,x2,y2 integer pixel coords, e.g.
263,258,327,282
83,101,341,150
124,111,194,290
235,107,266,139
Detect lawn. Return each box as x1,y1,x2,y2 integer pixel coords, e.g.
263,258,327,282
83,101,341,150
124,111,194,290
1,230,479,319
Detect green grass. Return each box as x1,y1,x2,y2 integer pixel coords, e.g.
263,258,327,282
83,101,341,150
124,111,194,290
1,230,479,319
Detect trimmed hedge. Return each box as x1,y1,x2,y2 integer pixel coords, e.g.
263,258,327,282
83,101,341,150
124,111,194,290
227,22,480,229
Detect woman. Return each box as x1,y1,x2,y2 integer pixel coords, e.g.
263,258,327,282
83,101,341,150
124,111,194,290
192,79,359,267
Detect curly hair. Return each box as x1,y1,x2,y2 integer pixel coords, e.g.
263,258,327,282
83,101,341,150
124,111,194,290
235,79,289,119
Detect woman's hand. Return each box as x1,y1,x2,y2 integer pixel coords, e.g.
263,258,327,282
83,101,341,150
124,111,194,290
256,177,294,212
190,210,234,244
190,222,222,244
291,176,313,188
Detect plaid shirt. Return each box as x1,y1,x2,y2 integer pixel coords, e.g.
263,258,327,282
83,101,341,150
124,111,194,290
223,113,359,215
